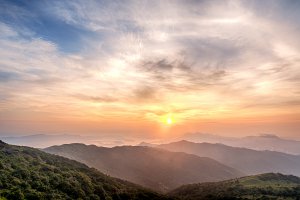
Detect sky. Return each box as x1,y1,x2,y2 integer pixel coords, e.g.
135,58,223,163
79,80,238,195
0,0,299,140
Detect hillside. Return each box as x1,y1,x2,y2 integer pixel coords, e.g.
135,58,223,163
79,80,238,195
0,140,171,200
44,144,243,192
169,173,300,200
158,140,300,176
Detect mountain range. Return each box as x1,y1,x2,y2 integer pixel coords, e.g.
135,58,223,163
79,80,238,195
158,140,300,176
181,133,300,155
1,140,300,199
0,140,170,200
44,143,243,192
3,133,300,155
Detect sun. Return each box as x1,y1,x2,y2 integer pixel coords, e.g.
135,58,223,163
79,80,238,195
160,114,175,126
166,117,173,125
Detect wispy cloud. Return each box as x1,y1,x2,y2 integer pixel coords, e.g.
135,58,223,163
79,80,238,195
0,0,299,137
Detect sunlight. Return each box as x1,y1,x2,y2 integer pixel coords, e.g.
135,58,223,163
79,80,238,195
163,114,175,126
167,117,173,125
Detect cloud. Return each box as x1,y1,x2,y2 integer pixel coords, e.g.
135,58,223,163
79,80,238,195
0,22,18,38
0,71,19,82
0,0,299,133
74,94,118,103
134,86,157,102
144,59,174,72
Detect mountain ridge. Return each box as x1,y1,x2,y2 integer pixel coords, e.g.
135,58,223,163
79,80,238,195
44,143,243,192
182,133,300,155
158,140,300,176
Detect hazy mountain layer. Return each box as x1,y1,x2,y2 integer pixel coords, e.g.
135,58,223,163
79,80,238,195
158,140,300,176
4,133,300,155
44,144,243,192
2,134,133,149
182,133,300,155
169,173,300,200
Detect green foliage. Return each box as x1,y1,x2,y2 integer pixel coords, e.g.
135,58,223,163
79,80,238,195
0,141,172,200
169,173,300,200
3,139,299,200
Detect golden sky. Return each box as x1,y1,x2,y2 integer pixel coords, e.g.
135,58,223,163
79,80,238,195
0,0,299,139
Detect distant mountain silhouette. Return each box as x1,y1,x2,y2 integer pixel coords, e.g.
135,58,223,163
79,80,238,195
158,140,300,176
44,143,243,192
138,142,157,147
169,173,300,200
0,141,170,200
0,134,130,148
0,134,93,148
182,133,300,155
5,133,300,154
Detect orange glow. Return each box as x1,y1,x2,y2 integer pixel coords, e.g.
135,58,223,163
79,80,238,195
1,0,300,141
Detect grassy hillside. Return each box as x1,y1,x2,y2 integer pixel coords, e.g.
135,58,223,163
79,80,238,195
0,141,172,200
169,173,300,200
44,143,243,192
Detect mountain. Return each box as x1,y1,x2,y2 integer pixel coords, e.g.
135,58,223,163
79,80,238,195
241,134,300,155
158,140,300,176
182,133,300,155
169,173,300,200
2,140,299,200
0,140,171,200
137,142,157,147
44,144,243,192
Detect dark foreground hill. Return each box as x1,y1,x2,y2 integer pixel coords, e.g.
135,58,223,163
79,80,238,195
0,140,171,200
169,173,300,200
158,140,300,176
44,143,243,192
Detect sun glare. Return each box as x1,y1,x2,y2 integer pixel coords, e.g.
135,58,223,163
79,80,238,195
166,117,173,125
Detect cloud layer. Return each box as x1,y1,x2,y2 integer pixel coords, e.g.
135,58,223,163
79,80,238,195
0,0,299,137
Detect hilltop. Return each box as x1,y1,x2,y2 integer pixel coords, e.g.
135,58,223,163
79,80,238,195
169,173,300,199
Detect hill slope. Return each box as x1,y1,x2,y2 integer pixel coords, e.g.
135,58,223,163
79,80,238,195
0,141,171,200
158,140,300,176
169,173,300,200
44,144,243,192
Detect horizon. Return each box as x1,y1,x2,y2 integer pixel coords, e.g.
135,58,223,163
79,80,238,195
2,132,300,151
1,0,300,140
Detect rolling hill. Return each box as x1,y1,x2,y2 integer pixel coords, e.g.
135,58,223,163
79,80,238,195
169,173,300,199
44,143,243,192
158,140,300,176
0,140,171,200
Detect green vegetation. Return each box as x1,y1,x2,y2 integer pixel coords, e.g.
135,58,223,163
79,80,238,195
169,173,300,200
2,139,300,200
0,141,172,200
